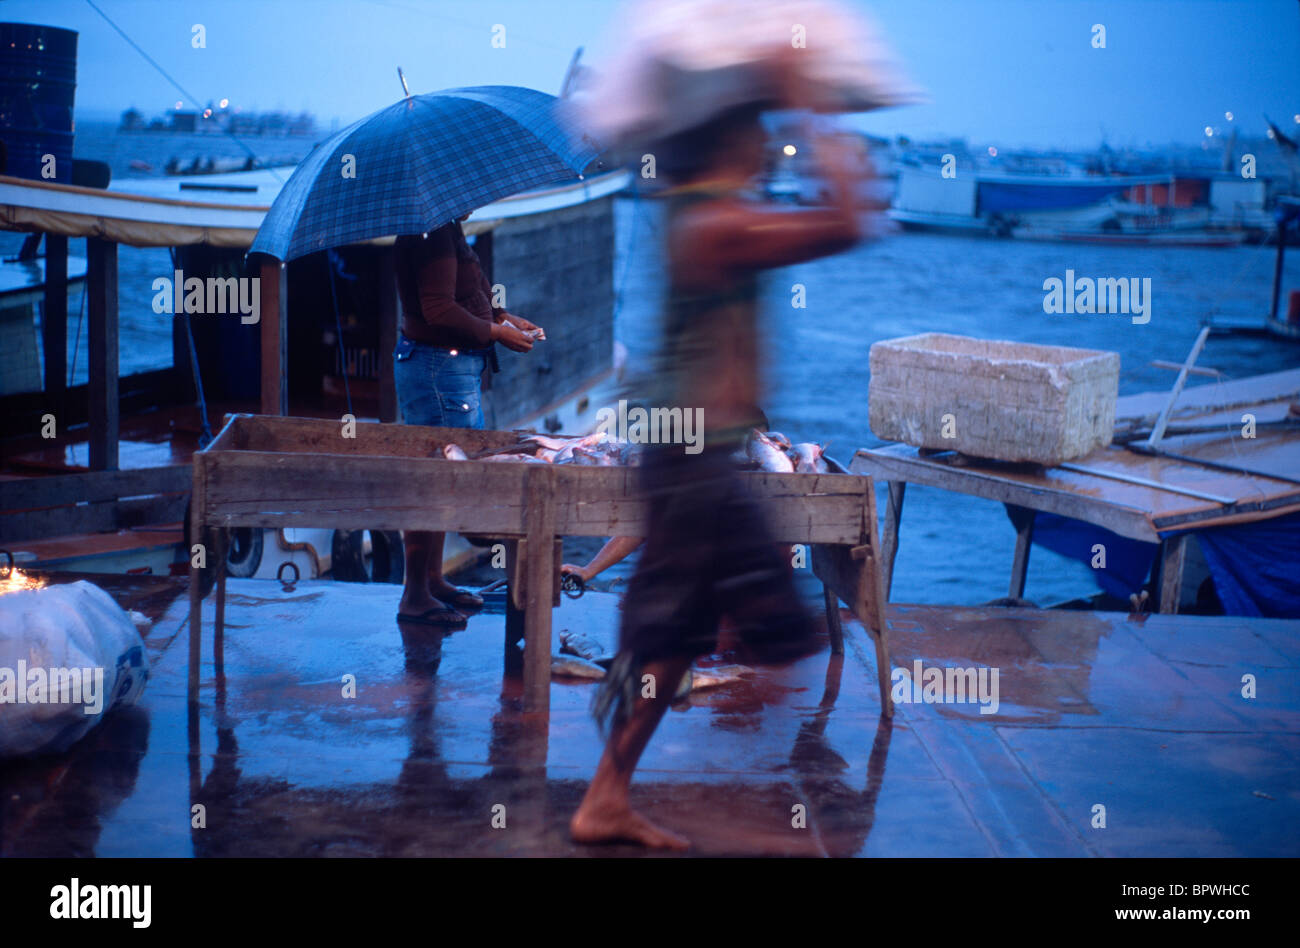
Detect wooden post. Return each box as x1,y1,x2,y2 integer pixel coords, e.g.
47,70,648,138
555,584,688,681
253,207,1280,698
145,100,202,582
880,481,906,598
852,543,893,718
41,233,68,414
213,529,228,668
86,238,118,471
1007,504,1035,599
377,247,398,423
259,257,287,416
863,478,894,718
1158,533,1188,614
188,483,203,710
504,539,524,674
522,466,555,712
823,583,844,655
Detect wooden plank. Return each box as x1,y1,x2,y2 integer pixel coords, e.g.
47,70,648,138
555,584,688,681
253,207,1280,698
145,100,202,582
0,493,188,542
1007,504,1035,599
881,480,905,598
522,466,555,712
41,233,68,410
259,258,287,416
87,237,118,471
1158,533,1188,615
198,449,874,543
0,464,191,511
377,247,398,424
229,414,523,458
852,448,1158,542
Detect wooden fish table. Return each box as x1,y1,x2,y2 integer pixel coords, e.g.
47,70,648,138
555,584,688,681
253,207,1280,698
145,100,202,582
188,414,893,715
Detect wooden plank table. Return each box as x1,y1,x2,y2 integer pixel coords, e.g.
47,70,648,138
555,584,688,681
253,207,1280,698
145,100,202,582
853,437,1300,614
189,415,895,715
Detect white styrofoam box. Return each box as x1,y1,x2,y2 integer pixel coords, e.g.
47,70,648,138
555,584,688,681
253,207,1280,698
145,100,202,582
868,332,1119,465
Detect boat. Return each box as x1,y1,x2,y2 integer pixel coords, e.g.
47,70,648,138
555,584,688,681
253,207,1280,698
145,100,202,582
0,161,633,581
889,162,1271,245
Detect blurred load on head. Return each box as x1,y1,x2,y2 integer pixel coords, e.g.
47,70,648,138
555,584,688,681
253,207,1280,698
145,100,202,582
570,0,923,154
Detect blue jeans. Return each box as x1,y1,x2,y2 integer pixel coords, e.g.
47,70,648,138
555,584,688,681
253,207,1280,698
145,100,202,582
393,336,487,429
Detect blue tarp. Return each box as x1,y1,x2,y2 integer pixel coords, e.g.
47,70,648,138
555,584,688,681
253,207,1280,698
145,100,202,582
977,180,1132,214
1027,511,1158,600
1196,511,1300,618
1022,507,1300,617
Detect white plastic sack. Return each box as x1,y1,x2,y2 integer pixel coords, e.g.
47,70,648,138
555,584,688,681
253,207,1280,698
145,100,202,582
0,580,150,758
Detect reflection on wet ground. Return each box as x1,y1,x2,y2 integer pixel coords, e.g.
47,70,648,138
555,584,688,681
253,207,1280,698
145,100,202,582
2,574,1296,857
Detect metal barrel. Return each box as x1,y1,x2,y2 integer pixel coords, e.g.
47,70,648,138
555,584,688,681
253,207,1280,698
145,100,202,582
0,23,78,183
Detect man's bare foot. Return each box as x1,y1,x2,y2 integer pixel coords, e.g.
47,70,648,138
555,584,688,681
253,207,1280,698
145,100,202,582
570,802,689,850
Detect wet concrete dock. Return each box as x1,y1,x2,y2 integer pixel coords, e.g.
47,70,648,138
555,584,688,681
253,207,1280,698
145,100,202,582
2,574,1297,857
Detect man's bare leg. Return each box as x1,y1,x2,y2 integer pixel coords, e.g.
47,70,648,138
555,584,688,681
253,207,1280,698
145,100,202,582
571,654,694,849
400,531,456,617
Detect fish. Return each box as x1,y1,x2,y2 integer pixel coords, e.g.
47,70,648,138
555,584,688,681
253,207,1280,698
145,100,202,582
551,654,607,680
765,431,793,450
482,453,548,464
519,434,570,451
689,664,753,690
790,442,825,473
559,629,609,663
748,429,795,473
443,443,469,461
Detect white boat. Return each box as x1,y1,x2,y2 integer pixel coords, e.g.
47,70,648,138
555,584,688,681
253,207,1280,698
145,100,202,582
889,163,1270,245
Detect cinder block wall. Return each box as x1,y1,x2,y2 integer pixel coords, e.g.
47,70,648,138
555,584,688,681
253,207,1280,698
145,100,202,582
484,195,615,427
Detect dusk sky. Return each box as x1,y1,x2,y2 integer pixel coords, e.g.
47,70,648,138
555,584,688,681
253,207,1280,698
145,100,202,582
7,0,1300,149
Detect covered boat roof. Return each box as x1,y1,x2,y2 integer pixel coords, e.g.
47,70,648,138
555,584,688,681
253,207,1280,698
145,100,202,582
0,167,630,251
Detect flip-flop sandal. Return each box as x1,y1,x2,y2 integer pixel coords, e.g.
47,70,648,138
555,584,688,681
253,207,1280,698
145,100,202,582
440,588,484,610
396,606,467,627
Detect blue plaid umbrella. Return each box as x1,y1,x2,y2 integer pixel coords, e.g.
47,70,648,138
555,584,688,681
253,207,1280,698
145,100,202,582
250,85,599,262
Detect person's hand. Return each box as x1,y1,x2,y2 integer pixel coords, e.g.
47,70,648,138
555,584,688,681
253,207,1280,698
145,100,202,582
492,321,535,353
560,563,590,582
504,313,545,339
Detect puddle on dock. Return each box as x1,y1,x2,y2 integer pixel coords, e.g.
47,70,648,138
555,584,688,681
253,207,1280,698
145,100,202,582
1,574,1296,857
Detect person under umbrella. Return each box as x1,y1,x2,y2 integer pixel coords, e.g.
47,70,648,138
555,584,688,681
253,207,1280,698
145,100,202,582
393,213,542,626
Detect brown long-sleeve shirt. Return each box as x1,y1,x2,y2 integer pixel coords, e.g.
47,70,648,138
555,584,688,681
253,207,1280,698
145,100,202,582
394,222,499,349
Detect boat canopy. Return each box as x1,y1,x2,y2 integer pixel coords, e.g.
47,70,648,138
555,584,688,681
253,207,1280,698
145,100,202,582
978,178,1148,213
0,168,630,251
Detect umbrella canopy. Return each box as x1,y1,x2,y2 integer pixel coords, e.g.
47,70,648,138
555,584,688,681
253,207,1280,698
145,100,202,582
250,85,599,262
573,0,922,151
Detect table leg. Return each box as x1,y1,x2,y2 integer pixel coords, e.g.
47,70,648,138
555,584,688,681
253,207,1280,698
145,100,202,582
214,532,228,682
1158,534,1188,615
823,582,844,655
504,539,524,675
881,481,906,599
188,510,203,710
1007,505,1035,600
522,469,555,713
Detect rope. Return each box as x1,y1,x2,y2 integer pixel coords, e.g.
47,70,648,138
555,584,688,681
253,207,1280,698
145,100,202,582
170,248,213,448
67,276,86,386
83,0,286,184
